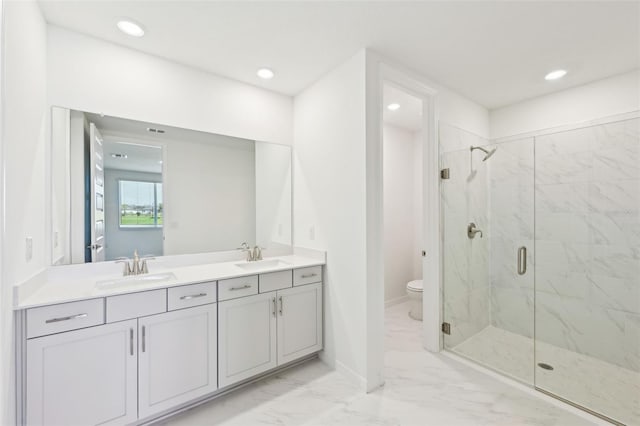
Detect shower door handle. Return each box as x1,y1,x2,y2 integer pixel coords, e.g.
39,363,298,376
517,246,527,275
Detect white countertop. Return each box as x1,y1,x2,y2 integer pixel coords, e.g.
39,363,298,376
14,252,325,310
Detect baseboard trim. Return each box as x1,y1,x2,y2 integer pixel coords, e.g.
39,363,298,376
334,359,367,392
384,295,408,308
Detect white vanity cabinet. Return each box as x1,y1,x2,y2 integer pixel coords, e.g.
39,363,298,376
19,262,324,425
218,274,323,389
138,303,217,418
26,319,138,426
277,282,323,365
218,292,277,388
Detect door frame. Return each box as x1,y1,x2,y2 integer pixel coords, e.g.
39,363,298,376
365,54,441,391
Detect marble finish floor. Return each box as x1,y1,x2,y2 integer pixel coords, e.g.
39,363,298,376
452,325,639,425
160,302,600,426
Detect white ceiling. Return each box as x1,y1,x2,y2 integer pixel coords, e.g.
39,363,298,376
87,112,251,173
39,1,640,109
102,138,162,174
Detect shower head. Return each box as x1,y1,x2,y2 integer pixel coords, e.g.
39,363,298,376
470,145,498,162
482,147,497,161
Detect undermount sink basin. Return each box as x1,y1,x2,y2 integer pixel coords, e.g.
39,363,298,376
96,272,177,289
234,259,291,271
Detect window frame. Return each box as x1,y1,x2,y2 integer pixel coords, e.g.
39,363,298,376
117,179,163,229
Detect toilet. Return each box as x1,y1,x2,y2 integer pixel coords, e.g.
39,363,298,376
406,279,423,320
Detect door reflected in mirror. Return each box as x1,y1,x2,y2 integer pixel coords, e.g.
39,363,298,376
50,107,292,265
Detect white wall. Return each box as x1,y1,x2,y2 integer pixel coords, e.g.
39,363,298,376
255,143,292,249
47,26,293,146
103,169,164,260
491,70,640,140
411,131,423,279
293,50,368,386
0,2,48,424
383,124,420,304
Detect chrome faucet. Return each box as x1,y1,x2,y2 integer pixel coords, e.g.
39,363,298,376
467,223,483,239
115,250,155,276
237,242,264,262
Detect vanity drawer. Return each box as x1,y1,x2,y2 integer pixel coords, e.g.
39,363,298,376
259,270,292,293
106,289,166,323
27,298,105,339
168,281,217,310
293,266,323,286
218,275,258,301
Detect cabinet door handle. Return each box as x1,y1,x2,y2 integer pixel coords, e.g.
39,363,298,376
300,273,317,279
180,293,207,300
279,296,283,316
45,313,88,324
517,246,527,275
272,297,276,317
229,284,251,291
142,325,146,353
129,328,134,356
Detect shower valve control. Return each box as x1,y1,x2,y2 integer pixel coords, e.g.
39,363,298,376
467,223,483,239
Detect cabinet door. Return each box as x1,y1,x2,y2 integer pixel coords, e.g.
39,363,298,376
218,292,277,388
26,319,137,426
138,303,217,419
277,283,323,365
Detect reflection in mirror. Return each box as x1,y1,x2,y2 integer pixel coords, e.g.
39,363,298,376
50,107,292,265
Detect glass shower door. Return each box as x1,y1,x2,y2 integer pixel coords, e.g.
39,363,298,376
441,123,535,385
534,118,640,425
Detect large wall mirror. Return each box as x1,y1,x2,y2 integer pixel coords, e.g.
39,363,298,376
50,107,292,265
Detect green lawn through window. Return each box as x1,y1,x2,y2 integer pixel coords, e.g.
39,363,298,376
120,213,163,226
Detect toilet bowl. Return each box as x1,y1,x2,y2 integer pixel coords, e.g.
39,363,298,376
406,279,423,321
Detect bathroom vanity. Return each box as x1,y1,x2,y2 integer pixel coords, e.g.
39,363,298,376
13,254,324,425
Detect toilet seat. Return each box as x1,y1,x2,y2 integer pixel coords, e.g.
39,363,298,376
407,280,423,292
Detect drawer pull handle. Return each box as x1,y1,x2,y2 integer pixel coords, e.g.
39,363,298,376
300,273,317,279
142,326,146,353
272,297,276,317
45,313,88,324
180,293,207,300
279,296,283,316
229,284,251,291
129,328,134,356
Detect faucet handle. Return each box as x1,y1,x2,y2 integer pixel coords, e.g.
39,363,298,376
237,243,253,261
115,257,132,276
252,246,265,261
140,257,155,274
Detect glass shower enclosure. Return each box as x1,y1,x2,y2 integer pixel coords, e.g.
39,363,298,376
441,117,640,426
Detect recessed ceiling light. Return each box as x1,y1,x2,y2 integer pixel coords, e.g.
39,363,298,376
387,103,400,111
544,69,567,81
117,20,145,37
257,68,275,80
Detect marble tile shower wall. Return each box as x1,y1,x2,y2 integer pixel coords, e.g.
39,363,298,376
488,138,535,338
440,123,491,347
534,118,640,372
